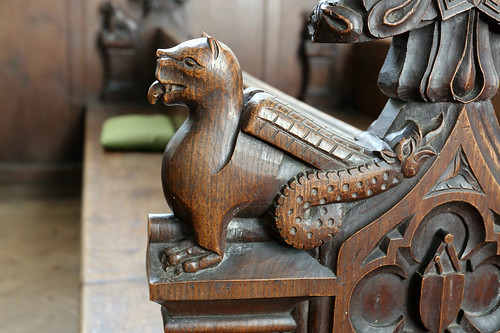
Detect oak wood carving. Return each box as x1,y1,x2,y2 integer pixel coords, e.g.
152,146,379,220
146,1,500,332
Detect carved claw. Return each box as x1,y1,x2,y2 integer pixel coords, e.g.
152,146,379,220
160,239,222,273
167,244,207,266
183,252,222,273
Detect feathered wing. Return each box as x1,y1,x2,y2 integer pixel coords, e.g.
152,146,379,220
240,89,375,170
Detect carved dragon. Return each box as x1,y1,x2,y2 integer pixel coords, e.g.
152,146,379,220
148,34,438,272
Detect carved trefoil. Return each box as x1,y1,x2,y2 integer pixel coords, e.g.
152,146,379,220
337,108,500,332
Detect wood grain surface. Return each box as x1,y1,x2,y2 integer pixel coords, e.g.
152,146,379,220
81,102,168,332
146,1,500,331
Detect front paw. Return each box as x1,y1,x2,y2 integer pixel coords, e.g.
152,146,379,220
160,239,222,274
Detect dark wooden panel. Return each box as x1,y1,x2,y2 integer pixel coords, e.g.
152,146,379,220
261,0,319,97
184,0,318,96
0,1,84,164
185,0,266,79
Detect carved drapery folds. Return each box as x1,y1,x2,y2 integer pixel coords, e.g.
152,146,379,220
310,0,500,103
379,11,500,103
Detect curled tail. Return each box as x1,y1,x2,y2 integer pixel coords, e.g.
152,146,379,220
273,160,403,249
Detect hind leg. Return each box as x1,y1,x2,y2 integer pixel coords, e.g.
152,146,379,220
160,239,222,274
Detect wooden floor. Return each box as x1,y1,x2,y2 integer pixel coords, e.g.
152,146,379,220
0,183,80,333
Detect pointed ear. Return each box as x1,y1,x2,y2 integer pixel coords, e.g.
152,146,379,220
201,31,220,60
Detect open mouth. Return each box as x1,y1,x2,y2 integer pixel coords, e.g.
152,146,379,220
147,80,186,104
164,83,186,93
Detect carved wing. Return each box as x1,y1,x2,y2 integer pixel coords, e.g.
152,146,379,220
241,89,375,170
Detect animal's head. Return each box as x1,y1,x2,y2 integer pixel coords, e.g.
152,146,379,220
148,33,243,108
380,117,444,178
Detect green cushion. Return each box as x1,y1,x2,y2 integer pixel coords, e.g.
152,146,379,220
100,114,178,151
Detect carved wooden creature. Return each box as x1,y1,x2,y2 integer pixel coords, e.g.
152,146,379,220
148,35,308,271
100,2,139,101
146,1,500,331
148,34,437,272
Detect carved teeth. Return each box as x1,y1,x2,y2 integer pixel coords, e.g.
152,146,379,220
147,81,186,104
173,84,185,92
164,83,185,93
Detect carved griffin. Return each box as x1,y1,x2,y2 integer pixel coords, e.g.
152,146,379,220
148,34,437,273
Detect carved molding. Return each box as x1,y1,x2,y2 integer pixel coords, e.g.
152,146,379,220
333,107,500,332
426,146,484,197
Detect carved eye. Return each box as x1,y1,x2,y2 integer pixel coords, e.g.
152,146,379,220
183,57,197,68
401,138,416,157
402,141,411,156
